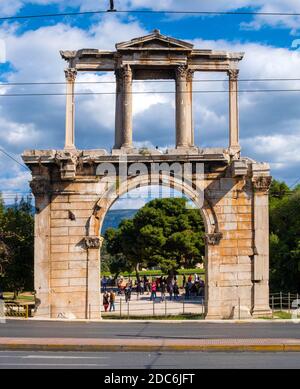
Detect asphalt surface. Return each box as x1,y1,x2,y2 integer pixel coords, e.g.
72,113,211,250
1,350,300,369
0,320,300,340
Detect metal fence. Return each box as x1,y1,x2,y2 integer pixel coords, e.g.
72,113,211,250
269,292,300,318
1,291,299,320
102,296,205,318
2,301,32,318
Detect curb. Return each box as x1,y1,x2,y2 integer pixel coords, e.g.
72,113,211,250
1,344,300,352
1,339,300,352
3,317,300,324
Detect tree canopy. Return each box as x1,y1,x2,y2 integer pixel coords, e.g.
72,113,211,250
0,195,34,296
104,197,205,278
269,181,300,292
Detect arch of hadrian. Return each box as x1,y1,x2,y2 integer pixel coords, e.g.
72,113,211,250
22,30,272,319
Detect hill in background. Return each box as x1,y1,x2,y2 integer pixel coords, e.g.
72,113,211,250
101,209,137,234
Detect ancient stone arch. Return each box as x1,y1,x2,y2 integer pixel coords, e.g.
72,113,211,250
23,31,272,319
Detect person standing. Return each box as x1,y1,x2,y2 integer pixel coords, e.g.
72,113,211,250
161,281,166,302
109,291,116,312
102,276,107,292
0,287,4,322
168,283,173,301
103,292,109,312
125,285,131,302
173,281,179,300
150,281,157,301
182,274,186,289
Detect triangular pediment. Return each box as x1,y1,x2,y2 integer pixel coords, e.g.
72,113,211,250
116,30,193,51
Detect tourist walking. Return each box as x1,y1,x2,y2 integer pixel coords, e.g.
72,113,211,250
109,291,116,312
103,292,109,312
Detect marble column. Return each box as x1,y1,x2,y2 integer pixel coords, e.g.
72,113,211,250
251,174,272,318
122,65,133,148
175,66,190,148
30,178,51,318
114,69,123,149
64,68,77,150
187,69,194,147
228,69,240,154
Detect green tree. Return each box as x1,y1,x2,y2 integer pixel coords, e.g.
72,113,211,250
101,228,134,278
0,193,9,277
0,196,34,297
104,197,205,278
269,182,300,292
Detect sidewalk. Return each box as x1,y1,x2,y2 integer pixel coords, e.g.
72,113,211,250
102,294,204,317
1,337,300,352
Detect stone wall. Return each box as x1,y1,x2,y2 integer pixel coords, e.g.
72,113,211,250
24,151,271,320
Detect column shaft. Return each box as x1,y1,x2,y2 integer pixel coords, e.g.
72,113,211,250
228,69,240,153
114,69,123,149
187,70,194,146
64,68,77,150
122,65,133,148
175,66,190,148
251,176,272,317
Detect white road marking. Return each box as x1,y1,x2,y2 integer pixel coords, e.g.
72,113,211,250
0,363,108,367
0,355,109,359
24,355,109,359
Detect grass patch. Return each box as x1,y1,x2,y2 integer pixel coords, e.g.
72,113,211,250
101,269,205,278
3,292,35,303
259,311,293,320
274,311,292,319
103,313,204,320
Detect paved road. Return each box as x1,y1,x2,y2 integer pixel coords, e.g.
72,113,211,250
0,320,300,340
0,350,300,369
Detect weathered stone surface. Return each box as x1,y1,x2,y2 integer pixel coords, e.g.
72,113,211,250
22,32,271,320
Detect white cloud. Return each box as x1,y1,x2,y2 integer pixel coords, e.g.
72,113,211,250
1,11,300,196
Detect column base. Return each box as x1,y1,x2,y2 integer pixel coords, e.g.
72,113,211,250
205,314,223,320
169,146,199,155
251,307,272,318
64,145,76,151
112,147,137,155
228,145,241,157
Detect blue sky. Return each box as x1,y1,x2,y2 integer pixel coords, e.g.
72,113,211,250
1,0,300,206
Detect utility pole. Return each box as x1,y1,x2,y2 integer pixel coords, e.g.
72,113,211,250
107,0,116,12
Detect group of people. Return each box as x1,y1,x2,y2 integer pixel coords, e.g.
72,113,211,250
101,273,205,311
184,274,205,300
102,290,116,312
147,276,180,301
101,276,114,292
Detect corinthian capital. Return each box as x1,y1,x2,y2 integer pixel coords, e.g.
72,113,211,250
252,176,272,193
64,68,77,82
175,65,189,80
227,69,239,81
187,69,195,82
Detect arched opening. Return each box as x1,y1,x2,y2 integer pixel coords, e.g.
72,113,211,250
92,178,217,320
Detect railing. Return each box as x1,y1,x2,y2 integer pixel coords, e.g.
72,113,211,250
2,301,34,318
269,292,300,318
102,295,205,319
1,291,299,321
